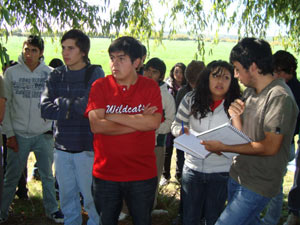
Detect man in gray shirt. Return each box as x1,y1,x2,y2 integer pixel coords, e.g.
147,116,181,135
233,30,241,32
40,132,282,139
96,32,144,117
202,38,298,225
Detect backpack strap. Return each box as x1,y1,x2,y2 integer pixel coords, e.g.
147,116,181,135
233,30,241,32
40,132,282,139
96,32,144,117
85,64,102,88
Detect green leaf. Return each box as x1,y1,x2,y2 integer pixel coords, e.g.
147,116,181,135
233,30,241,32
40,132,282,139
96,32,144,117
2,5,10,24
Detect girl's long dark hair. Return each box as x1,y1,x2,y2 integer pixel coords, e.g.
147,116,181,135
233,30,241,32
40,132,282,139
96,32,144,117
191,60,241,119
169,62,187,88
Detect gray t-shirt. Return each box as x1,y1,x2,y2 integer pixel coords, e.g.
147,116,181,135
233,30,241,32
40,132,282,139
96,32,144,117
230,78,299,198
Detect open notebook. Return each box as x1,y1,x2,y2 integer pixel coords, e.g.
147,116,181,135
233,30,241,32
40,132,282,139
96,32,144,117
174,122,251,159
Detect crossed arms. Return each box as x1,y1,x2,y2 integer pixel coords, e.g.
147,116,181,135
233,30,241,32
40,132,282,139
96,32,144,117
88,104,162,135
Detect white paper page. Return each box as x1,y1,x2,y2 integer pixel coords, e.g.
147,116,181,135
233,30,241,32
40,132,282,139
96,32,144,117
174,133,210,158
197,123,251,158
198,124,250,145
174,143,204,159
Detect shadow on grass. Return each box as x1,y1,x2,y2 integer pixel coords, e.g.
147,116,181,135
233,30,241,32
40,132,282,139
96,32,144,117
2,195,89,225
2,178,294,225
3,182,181,225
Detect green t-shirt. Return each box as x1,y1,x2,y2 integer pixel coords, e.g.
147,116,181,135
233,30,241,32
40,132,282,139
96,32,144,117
230,78,299,198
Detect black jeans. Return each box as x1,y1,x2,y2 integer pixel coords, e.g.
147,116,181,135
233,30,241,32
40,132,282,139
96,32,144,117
175,149,185,180
92,176,157,225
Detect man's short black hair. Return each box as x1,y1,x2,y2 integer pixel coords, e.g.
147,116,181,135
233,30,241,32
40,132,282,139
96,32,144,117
273,50,298,78
24,35,44,52
61,29,90,64
145,57,166,81
108,36,143,63
49,58,64,69
141,44,147,57
230,37,273,75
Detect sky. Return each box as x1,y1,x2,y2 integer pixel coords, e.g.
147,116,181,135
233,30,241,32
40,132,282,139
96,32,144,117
84,0,285,37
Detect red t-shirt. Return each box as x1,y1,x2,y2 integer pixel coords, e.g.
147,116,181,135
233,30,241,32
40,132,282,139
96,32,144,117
85,75,163,181
210,99,223,112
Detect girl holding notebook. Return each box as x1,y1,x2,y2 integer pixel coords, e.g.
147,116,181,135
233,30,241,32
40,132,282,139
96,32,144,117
171,60,241,225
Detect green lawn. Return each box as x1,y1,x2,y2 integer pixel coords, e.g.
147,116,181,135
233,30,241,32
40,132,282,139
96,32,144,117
3,36,299,78
3,36,235,75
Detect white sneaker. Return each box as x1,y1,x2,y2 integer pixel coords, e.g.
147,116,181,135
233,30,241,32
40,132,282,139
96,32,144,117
152,209,168,215
46,210,64,223
159,177,169,186
118,212,127,221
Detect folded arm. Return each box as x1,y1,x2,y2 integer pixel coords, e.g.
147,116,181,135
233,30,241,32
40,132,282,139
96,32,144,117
88,108,136,135
105,112,162,131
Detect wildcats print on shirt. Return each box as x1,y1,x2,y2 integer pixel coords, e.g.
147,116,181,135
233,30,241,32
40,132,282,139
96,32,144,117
106,104,144,114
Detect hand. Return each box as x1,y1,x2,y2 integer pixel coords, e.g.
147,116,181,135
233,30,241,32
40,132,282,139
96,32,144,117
228,98,245,119
180,127,190,135
201,140,225,155
6,136,19,152
143,103,158,115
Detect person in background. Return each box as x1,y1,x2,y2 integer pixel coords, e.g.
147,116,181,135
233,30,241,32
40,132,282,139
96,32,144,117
0,35,63,223
144,57,176,213
202,38,298,225
270,50,300,225
41,29,103,225
49,58,64,69
172,60,241,225
0,75,6,209
86,36,162,225
136,44,147,75
172,60,206,225
175,60,205,109
161,62,186,186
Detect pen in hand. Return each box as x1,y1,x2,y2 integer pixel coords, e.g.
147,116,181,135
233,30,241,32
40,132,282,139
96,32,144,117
229,97,247,122
181,121,185,134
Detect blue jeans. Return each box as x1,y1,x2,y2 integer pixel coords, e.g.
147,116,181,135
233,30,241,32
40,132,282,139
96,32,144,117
261,186,283,225
215,177,271,225
92,176,157,225
0,134,58,219
54,149,99,225
181,165,228,225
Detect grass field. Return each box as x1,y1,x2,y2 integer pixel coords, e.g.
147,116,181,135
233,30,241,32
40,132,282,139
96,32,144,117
1,151,296,225
2,36,300,78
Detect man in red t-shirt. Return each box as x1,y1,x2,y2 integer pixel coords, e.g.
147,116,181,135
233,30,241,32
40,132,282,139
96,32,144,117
85,36,163,225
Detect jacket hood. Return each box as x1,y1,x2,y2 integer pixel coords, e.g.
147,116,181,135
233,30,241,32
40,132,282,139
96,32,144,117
165,77,172,87
18,54,47,73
